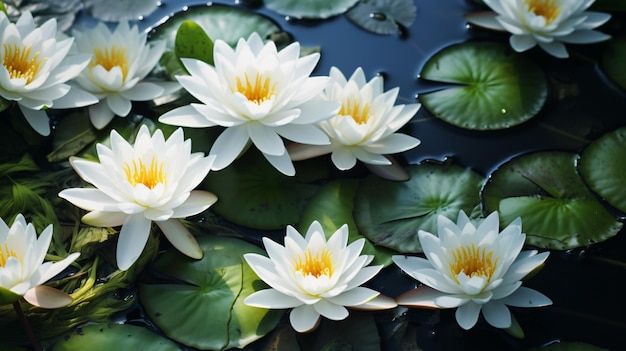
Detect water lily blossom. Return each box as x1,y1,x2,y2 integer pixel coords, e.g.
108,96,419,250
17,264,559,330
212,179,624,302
159,32,340,176
58,125,217,271
465,0,611,58
70,21,172,129
0,214,80,308
288,66,420,178
244,221,396,333
392,211,552,330
0,11,96,135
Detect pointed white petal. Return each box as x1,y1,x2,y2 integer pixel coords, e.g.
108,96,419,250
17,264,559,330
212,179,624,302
455,302,482,330
244,289,302,309
156,219,203,259
116,214,152,270
482,301,512,328
290,304,321,333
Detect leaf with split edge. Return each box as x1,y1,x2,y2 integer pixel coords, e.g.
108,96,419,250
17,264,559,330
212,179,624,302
140,235,283,350
482,151,622,250
175,20,214,68
419,41,547,130
354,161,484,253
578,126,626,214
298,179,395,267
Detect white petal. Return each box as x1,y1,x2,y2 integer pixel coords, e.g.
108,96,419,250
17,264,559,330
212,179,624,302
156,219,203,259
23,285,73,309
107,94,132,117
313,299,349,321
263,151,296,176
290,304,320,333
395,286,446,309
51,86,99,109
455,301,482,330
116,214,152,270
559,30,611,44
465,12,506,31
121,82,165,101
248,123,285,156
18,105,50,136
82,211,127,227
89,102,116,129
209,126,250,170
510,34,537,52
170,191,218,218
482,301,511,328
500,286,552,307
331,148,358,170
538,41,569,58
159,105,216,128
244,289,303,309
326,287,380,307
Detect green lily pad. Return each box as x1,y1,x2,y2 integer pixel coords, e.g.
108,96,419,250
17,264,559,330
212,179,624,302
174,20,215,66
298,179,395,267
482,151,622,249
346,0,416,35
600,36,626,91
202,148,326,230
578,127,626,214
139,235,283,351
149,4,283,79
50,323,180,351
354,161,485,253
86,0,160,22
264,0,359,19
419,41,548,130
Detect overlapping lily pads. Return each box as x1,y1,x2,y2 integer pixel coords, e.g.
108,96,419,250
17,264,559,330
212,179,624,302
139,235,283,351
346,0,416,35
264,0,359,19
482,151,622,249
354,161,485,253
419,41,548,130
578,127,626,214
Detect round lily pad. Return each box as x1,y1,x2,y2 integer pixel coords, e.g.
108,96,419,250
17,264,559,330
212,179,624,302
264,0,359,19
51,323,180,351
354,161,485,253
148,4,283,78
578,127,626,214
202,148,326,230
298,179,395,267
419,41,548,130
139,235,283,351
600,36,626,91
482,151,622,249
346,0,417,35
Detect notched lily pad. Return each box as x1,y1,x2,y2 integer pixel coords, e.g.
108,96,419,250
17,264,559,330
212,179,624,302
482,151,622,249
139,235,283,351
354,161,485,253
203,148,327,230
578,127,626,214
299,179,395,267
51,323,180,351
419,41,548,130
264,0,359,19
600,36,626,92
346,0,417,35
149,4,283,79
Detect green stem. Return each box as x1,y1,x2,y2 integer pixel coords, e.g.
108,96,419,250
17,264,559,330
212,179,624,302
13,300,42,351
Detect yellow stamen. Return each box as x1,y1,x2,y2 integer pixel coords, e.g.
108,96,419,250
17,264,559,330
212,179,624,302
449,243,498,284
92,46,129,79
0,243,17,267
525,0,561,24
340,98,371,125
294,247,334,278
123,157,166,189
2,44,45,84
235,73,276,104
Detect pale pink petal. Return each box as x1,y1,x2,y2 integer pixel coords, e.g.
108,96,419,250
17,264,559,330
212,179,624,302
156,219,203,259
23,285,73,309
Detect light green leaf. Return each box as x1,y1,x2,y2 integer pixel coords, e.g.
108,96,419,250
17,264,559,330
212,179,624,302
175,20,214,66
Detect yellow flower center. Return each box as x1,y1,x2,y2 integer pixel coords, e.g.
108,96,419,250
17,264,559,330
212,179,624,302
235,73,277,104
294,247,334,278
0,243,17,267
449,243,498,284
123,157,166,189
340,98,371,125
2,44,45,84
525,0,561,24
92,46,129,79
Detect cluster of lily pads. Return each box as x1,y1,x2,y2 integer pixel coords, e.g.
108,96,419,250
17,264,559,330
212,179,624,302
0,0,625,350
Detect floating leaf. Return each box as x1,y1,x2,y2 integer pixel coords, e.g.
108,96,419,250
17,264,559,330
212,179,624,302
149,4,282,79
139,235,283,350
264,0,359,19
298,179,395,266
354,161,484,253
482,151,622,249
419,41,548,130
84,0,159,22
202,148,326,230
50,323,180,351
578,127,626,214
346,0,416,35
600,36,626,91
297,312,381,351
175,20,214,66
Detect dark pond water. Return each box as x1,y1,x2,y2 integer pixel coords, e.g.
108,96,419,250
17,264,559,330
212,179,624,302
72,0,626,350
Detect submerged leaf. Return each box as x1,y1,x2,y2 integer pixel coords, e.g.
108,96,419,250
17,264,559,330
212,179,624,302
419,41,547,130
346,0,417,35
264,0,359,19
600,36,626,92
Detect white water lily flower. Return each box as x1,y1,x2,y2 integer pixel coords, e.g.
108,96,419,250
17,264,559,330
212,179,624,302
58,125,217,271
0,11,96,136
70,21,171,129
0,214,80,308
244,221,396,333
465,0,611,58
289,66,420,172
159,32,340,176
392,211,552,330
